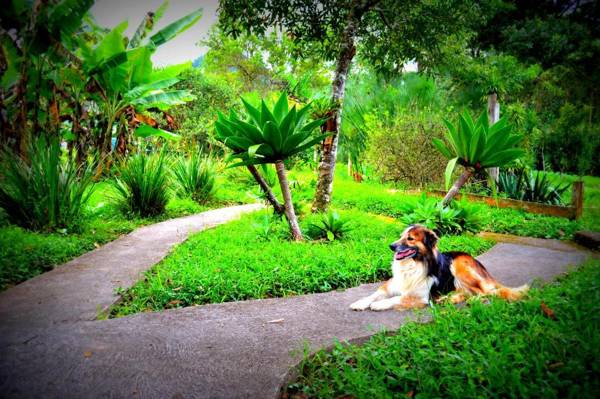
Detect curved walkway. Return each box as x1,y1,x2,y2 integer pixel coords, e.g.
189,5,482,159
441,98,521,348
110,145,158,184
0,211,594,398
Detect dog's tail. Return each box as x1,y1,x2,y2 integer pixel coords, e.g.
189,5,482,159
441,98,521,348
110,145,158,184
493,284,529,301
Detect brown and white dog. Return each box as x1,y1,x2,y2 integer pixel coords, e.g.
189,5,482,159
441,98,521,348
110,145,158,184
350,224,528,311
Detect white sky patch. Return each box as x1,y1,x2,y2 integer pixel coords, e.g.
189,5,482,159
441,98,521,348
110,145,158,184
90,0,219,66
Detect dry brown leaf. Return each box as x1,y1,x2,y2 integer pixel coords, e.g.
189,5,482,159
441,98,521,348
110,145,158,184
267,318,285,324
540,302,557,320
93,242,100,249
406,390,415,398
167,300,182,307
83,351,92,358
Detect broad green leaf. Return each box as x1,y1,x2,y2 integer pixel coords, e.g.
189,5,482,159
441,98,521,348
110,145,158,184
149,8,203,47
263,121,282,152
241,97,261,126
0,39,20,89
289,133,331,156
248,144,264,158
273,92,289,122
132,90,195,110
432,138,453,159
326,231,334,241
279,106,297,135
224,136,254,151
444,157,459,191
135,124,181,140
151,62,192,81
299,118,326,134
125,78,179,101
480,149,524,168
231,119,264,143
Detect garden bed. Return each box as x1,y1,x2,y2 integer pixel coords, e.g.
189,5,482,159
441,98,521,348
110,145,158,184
109,209,494,317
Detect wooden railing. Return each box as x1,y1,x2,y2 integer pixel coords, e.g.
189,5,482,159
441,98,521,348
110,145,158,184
428,181,584,220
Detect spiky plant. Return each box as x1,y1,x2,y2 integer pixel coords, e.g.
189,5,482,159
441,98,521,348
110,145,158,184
433,110,524,205
215,92,328,240
172,152,216,204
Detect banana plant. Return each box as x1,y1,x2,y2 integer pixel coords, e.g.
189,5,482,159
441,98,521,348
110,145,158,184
215,92,329,240
78,6,202,175
433,110,524,205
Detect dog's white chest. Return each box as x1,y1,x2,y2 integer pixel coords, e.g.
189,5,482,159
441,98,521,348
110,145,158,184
387,259,429,296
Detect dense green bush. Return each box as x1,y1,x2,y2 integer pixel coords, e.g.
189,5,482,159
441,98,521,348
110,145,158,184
365,113,447,186
111,152,170,217
399,195,483,235
0,139,94,232
307,211,354,241
172,152,216,204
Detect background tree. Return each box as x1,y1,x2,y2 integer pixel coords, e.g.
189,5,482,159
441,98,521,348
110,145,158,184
215,93,328,240
218,0,484,212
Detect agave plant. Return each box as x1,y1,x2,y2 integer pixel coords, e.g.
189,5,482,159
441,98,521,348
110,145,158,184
308,211,354,241
433,110,525,205
215,92,329,240
498,169,569,205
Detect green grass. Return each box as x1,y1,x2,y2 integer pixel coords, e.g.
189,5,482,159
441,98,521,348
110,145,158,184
284,259,600,399
0,177,253,291
290,169,587,240
110,209,494,317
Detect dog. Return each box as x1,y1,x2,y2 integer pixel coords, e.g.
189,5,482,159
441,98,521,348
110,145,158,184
350,224,528,311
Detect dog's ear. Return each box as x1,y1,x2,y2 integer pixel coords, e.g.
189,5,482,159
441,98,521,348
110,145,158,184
424,229,439,249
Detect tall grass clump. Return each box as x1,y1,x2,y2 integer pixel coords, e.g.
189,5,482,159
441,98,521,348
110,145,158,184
0,138,94,231
111,151,169,217
172,152,216,204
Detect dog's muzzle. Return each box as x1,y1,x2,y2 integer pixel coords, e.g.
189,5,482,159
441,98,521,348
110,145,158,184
389,244,418,260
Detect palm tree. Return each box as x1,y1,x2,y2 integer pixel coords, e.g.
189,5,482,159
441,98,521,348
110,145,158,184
215,93,329,240
433,110,525,206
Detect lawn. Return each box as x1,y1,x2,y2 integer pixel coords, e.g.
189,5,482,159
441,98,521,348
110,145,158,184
0,174,252,291
284,259,600,399
110,209,494,316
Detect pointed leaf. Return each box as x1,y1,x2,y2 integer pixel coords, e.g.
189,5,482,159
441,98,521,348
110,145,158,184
135,124,181,140
149,8,203,47
444,157,459,191
273,92,289,122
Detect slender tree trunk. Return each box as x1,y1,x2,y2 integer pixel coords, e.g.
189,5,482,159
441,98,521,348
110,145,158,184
275,161,303,241
442,168,474,206
247,164,285,214
487,92,500,182
312,3,363,213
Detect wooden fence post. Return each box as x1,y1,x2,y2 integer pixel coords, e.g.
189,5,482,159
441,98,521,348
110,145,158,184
572,181,584,220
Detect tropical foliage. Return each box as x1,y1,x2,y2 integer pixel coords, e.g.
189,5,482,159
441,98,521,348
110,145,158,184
0,138,94,232
111,151,170,217
172,152,216,204
433,110,525,205
215,92,328,240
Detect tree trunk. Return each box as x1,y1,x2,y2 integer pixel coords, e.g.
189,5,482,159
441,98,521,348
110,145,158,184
441,168,474,206
487,92,500,182
312,3,363,212
247,164,285,214
275,161,303,241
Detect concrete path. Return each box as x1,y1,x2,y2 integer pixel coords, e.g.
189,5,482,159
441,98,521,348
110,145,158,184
0,219,594,398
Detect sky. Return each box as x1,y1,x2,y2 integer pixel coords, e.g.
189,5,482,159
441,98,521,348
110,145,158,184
91,0,220,66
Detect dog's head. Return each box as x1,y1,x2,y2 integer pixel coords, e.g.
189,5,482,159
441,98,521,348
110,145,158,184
389,224,439,261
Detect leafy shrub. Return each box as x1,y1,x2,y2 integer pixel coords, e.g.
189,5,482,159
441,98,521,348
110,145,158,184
365,113,447,186
498,169,569,205
308,211,354,241
0,138,95,232
111,151,170,217
172,152,216,204
399,195,483,235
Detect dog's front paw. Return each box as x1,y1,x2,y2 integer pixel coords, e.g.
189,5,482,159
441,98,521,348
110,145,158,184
370,299,394,311
350,298,372,311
